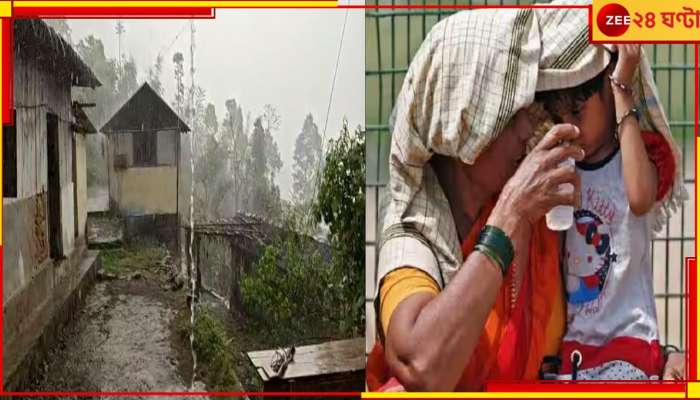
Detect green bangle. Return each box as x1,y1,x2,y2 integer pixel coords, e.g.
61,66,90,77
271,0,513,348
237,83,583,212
475,243,506,275
480,225,514,265
476,225,514,276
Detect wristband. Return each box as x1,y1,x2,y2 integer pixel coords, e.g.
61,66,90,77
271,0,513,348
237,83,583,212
662,344,681,360
615,107,640,139
475,225,514,276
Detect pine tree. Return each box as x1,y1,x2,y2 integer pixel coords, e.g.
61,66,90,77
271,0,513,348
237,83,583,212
248,117,268,214
172,52,185,117
147,54,164,96
292,114,323,205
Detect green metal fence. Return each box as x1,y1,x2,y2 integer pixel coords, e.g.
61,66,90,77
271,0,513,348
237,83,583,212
365,1,696,355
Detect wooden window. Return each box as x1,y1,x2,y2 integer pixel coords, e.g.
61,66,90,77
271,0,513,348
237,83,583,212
3,109,17,198
133,132,157,166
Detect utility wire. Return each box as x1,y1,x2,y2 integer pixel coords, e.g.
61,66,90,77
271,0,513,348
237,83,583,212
312,9,350,206
320,9,349,150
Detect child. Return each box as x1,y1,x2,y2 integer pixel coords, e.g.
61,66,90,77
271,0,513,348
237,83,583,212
537,45,676,380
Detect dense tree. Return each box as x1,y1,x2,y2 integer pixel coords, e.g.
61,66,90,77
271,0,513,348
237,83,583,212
115,56,138,103
244,115,282,220
260,104,282,181
203,103,218,134
75,35,140,122
172,52,185,117
147,54,165,97
73,35,125,188
74,35,119,125
292,114,323,206
193,134,232,220
221,99,247,214
313,121,365,331
247,118,268,210
189,85,207,134
240,121,365,339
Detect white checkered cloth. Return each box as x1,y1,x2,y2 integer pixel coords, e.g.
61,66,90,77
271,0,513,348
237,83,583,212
377,1,686,301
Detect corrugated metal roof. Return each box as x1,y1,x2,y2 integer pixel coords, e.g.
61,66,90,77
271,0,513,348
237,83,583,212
191,213,332,262
14,19,101,89
101,82,191,134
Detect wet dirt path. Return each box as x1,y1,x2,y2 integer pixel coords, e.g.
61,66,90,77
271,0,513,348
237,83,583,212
24,275,204,399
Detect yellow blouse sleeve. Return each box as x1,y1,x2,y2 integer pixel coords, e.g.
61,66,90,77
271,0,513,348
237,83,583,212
379,267,440,335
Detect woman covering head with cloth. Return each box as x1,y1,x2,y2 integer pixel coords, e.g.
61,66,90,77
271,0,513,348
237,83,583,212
366,0,686,392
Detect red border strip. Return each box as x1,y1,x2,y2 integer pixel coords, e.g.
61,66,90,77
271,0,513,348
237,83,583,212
4,392,360,397
689,258,697,381
13,7,215,18
2,18,11,125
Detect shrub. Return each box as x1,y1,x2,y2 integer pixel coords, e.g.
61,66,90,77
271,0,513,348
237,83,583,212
191,309,242,391
313,121,365,333
239,121,365,343
240,232,341,343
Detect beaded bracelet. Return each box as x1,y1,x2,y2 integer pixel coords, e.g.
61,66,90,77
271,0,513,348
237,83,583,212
609,74,634,95
475,225,514,276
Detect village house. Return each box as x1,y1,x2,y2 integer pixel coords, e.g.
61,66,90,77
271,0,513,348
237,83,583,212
101,82,191,248
2,19,100,388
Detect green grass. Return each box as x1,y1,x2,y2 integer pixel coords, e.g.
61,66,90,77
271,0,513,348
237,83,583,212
100,240,166,276
178,307,245,393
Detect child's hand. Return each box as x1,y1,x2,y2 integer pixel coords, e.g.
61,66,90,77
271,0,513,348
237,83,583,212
611,44,641,86
662,352,685,380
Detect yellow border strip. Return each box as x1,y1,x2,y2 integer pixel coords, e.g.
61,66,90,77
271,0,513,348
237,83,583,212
689,382,700,398
362,392,686,399
0,2,10,16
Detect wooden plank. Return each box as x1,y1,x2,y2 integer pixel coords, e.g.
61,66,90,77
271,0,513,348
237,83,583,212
246,338,364,381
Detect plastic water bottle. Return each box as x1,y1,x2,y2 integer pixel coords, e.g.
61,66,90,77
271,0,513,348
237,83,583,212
545,157,575,231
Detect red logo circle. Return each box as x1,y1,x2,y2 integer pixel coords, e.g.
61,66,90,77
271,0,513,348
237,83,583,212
596,3,630,37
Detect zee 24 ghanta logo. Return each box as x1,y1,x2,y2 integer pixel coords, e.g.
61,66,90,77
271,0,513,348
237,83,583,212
596,3,631,37
596,2,700,37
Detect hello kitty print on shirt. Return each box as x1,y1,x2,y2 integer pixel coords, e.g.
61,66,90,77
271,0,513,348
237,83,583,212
566,204,618,317
560,148,661,379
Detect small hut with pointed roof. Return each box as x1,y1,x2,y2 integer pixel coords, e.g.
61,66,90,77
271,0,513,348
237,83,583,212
101,82,191,245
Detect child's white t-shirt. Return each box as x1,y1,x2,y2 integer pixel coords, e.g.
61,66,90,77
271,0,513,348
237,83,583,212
560,147,662,379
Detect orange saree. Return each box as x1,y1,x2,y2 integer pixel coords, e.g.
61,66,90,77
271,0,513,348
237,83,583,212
366,201,563,391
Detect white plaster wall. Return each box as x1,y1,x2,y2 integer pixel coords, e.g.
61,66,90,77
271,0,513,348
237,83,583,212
61,183,75,255
75,134,88,239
